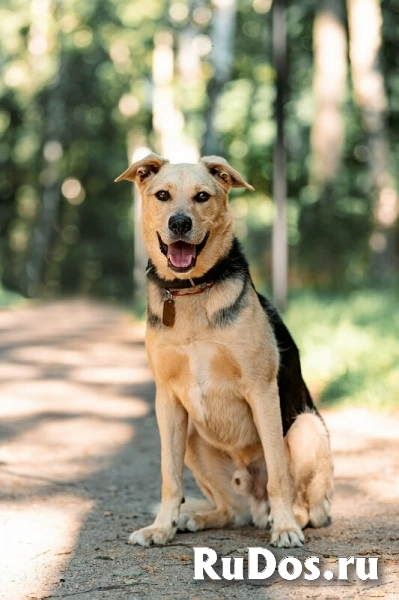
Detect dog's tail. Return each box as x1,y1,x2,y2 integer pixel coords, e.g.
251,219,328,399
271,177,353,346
180,496,215,513
152,496,214,517
179,496,252,527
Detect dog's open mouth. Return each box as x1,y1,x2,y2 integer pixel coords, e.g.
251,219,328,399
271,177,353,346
157,232,209,273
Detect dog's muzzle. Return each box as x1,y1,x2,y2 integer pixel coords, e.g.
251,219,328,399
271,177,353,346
157,231,210,273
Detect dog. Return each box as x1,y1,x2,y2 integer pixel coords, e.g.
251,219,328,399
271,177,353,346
115,154,334,548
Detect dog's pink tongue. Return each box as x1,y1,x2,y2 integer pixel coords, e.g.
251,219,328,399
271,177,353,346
168,241,196,268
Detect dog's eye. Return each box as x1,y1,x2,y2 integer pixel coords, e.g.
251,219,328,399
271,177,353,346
194,191,210,203
155,190,170,202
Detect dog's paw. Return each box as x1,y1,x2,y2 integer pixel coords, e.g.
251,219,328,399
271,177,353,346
177,513,190,531
250,498,270,529
270,523,304,548
128,525,176,547
293,504,310,529
177,514,202,532
309,496,332,528
252,511,270,529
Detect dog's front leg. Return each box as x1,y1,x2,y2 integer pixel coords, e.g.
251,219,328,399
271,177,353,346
248,379,304,548
129,388,188,547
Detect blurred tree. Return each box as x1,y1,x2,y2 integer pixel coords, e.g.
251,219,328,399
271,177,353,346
311,0,347,189
272,0,288,311
20,0,66,297
202,0,238,155
298,0,348,287
0,0,159,299
174,0,203,160
347,0,398,283
0,0,398,300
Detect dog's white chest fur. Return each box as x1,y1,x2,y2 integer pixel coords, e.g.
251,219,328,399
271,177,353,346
151,339,260,451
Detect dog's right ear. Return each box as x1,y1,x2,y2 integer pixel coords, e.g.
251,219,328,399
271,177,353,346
114,153,169,186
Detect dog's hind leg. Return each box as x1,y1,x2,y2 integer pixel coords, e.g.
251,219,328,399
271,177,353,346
285,411,334,529
179,425,250,531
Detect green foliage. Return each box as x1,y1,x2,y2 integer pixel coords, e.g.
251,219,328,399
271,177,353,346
0,283,24,307
286,289,399,410
0,0,398,299
0,0,161,299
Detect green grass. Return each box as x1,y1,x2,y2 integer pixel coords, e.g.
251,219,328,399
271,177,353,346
0,285,25,307
131,296,147,321
285,289,399,411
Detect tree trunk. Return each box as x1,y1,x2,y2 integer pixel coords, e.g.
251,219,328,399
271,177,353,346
347,0,398,283
152,30,198,162
310,0,347,189
21,2,65,297
175,0,201,161
272,0,288,311
201,0,237,156
301,0,347,287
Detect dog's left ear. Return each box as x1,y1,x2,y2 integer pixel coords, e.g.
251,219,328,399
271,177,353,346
114,153,169,186
201,156,255,192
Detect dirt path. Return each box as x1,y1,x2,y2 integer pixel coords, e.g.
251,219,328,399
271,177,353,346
0,300,398,600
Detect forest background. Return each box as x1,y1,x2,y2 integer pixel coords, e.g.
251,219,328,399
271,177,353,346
0,0,399,409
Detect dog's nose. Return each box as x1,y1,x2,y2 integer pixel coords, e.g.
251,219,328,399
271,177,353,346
168,214,192,235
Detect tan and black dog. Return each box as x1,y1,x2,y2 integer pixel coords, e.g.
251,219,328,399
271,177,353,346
115,154,334,548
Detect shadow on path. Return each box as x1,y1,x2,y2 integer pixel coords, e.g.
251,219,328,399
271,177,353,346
0,300,398,600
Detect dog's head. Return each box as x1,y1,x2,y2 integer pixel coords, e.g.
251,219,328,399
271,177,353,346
115,154,254,279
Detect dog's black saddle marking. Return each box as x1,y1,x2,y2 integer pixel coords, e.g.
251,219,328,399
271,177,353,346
256,293,319,435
